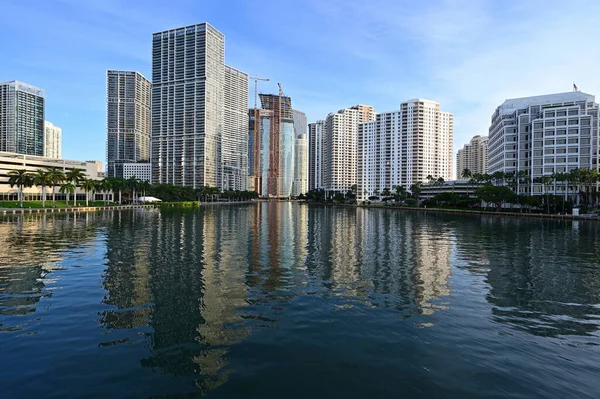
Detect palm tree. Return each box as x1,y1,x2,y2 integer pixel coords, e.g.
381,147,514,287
60,182,76,207
45,167,66,208
80,179,96,206
461,169,472,179
7,169,33,208
33,169,52,208
110,177,126,204
127,176,139,203
99,179,112,205
426,175,434,184
436,177,445,185
65,168,85,185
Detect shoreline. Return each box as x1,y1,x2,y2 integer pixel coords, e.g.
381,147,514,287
305,202,600,222
0,200,259,215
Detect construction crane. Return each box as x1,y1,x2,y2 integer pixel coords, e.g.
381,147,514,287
250,75,269,194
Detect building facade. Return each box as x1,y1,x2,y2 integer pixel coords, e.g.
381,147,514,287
0,152,102,199
151,23,225,189
351,104,376,123
488,91,599,195
293,134,308,196
223,65,249,191
456,135,487,178
0,81,45,156
122,163,152,182
308,120,324,191
358,99,454,201
44,121,62,159
106,70,151,179
323,108,359,192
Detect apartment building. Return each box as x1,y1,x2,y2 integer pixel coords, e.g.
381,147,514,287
350,104,376,123
223,65,249,191
323,108,359,193
44,121,62,159
0,81,45,156
358,99,454,201
151,23,225,189
456,135,487,177
106,70,151,179
308,120,324,191
292,133,308,196
487,91,599,195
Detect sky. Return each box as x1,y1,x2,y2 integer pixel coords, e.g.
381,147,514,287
2,0,599,173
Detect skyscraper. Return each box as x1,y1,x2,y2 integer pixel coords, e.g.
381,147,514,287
456,135,487,178
106,70,151,178
293,133,308,196
308,121,324,191
0,81,45,156
487,91,599,196
323,108,359,192
44,121,62,159
223,65,249,191
151,23,225,188
358,99,454,201
258,93,295,197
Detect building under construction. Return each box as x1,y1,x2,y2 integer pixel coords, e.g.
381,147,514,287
248,92,303,198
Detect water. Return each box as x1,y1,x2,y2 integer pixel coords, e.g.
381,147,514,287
1,203,599,398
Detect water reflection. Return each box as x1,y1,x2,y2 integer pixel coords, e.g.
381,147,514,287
0,213,108,329
455,215,600,338
1,205,600,397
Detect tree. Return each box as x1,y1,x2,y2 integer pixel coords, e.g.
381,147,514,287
436,177,445,185
33,169,52,208
393,185,407,202
410,182,422,203
476,184,515,210
66,168,85,185
461,169,472,179
80,179,96,206
491,171,505,186
426,175,435,183
45,167,66,208
60,182,76,207
8,169,33,208
381,187,391,197
127,176,139,203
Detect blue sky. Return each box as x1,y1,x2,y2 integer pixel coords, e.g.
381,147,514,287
2,0,599,173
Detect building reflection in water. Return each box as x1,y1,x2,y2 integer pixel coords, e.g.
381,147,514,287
452,215,600,338
0,212,110,330
306,206,453,315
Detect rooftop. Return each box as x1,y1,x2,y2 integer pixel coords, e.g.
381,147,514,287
499,91,595,115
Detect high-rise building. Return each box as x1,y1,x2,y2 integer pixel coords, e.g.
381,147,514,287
358,99,453,201
151,23,225,188
223,65,249,191
0,81,45,156
293,133,308,196
488,91,599,195
44,121,62,159
292,110,307,136
456,135,487,178
323,108,359,192
308,120,324,191
256,93,295,197
350,104,376,123
106,70,151,179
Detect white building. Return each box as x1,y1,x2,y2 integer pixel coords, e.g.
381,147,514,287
222,65,249,191
44,121,62,159
488,91,599,195
0,152,102,200
323,108,359,192
106,70,151,179
122,163,151,182
456,135,487,178
358,99,454,201
292,134,308,196
308,120,324,191
152,23,224,189
350,104,376,123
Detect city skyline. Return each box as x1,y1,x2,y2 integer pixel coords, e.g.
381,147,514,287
2,1,599,165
